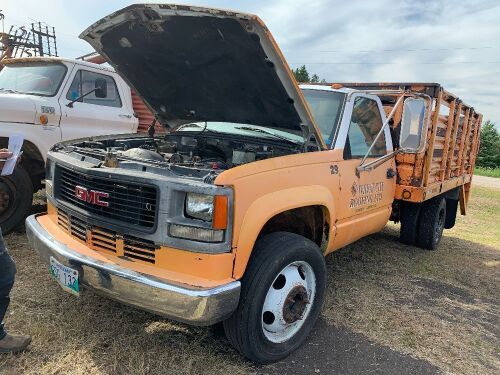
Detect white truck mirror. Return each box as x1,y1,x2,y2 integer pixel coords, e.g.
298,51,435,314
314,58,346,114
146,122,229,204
400,98,426,151
95,78,108,98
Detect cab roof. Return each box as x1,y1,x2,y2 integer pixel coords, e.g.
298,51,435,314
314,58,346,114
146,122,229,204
1,56,116,73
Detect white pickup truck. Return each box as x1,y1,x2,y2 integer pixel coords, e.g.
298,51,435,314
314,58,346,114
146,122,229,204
0,57,142,233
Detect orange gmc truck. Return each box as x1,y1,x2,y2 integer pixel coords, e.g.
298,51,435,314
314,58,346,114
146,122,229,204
26,4,483,363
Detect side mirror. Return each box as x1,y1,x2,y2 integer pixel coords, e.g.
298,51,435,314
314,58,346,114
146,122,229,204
94,78,107,98
400,98,426,151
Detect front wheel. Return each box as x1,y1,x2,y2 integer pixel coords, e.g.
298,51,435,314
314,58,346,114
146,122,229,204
0,166,34,234
223,232,326,364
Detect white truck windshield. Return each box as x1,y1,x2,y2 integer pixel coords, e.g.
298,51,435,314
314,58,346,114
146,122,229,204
0,62,67,97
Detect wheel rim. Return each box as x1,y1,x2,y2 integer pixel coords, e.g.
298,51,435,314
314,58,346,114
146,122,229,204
261,261,316,343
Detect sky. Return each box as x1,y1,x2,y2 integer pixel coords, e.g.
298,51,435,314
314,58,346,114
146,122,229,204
1,0,499,124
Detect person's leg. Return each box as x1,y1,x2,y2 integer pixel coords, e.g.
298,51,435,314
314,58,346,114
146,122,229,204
0,234,16,340
0,230,31,353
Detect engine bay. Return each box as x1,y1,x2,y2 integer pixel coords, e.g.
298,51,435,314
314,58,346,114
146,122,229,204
62,130,303,183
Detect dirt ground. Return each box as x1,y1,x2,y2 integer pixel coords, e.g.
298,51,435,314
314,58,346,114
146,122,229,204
472,175,500,189
0,185,499,375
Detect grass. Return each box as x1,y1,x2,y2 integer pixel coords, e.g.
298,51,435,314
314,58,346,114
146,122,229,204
475,166,500,178
0,187,499,374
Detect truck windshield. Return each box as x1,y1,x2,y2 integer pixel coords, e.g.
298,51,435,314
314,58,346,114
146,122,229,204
0,62,67,97
302,89,345,147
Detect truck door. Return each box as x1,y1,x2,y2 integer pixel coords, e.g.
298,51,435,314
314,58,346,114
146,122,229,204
59,68,136,141
333,93,396,247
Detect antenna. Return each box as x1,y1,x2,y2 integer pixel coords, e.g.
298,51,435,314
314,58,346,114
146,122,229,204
0,12,58,67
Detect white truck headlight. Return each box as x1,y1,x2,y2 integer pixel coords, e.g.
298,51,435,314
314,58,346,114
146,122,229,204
185,193,214,221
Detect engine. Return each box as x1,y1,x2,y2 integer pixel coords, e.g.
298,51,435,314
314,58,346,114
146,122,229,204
65,131,301,182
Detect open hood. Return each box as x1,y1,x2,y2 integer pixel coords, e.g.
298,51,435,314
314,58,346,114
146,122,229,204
80,4,325,148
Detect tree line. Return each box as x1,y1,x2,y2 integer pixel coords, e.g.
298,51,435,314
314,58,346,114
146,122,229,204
478,121,500,169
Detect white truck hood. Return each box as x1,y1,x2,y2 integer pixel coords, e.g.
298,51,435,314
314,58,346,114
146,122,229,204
0,92,37,124
80,4,325,148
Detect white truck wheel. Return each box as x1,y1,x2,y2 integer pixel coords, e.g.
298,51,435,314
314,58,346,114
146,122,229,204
0,166,33,234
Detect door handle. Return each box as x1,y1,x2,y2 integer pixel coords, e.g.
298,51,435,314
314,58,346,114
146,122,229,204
387,168,396,178
118,114,132,119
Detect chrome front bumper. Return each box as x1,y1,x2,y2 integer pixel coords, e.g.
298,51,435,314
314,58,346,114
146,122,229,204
25,214,241,326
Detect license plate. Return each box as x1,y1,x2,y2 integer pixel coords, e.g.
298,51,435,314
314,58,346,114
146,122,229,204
49,256,80,295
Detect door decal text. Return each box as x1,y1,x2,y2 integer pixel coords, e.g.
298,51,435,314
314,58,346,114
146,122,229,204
349,181,384,209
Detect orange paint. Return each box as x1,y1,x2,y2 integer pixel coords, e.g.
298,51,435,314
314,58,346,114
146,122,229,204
213,195,228,230
215,148,396,279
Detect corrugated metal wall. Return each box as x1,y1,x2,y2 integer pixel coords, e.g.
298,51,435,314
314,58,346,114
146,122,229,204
131,90,163,134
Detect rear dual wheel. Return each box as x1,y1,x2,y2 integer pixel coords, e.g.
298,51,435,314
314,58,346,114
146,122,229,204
223,232,326,364
399,201,421,246
399,197,446,250
417,198,446,250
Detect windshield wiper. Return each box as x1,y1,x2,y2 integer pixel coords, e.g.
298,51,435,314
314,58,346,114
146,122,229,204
0,88,21,94
174,122,219,134
235,126,303,145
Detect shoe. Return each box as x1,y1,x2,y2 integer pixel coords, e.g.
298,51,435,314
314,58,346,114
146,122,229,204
0,333,32,353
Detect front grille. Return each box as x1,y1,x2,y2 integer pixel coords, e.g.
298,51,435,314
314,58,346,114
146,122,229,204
55,165,157,229
124,236,157,263
90,227,117,254
58,209,86,242
57,208,158,264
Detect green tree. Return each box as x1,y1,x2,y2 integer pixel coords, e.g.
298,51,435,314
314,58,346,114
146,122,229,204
292,65,326,83
477,121,500,169
292,65,310,83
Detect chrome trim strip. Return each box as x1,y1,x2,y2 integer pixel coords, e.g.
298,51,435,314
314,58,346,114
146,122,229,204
26,214,240,326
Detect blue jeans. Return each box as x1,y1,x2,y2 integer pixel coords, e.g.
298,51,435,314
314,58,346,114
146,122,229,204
0,230,16,340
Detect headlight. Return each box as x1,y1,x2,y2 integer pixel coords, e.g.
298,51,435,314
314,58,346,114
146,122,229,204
185,193,214,222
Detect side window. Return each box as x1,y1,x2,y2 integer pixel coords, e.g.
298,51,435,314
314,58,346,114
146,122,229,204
66,70,122,108
344,97,386,159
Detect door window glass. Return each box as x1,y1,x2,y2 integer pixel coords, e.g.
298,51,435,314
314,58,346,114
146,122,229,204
66,70,122,107
344,97,386,159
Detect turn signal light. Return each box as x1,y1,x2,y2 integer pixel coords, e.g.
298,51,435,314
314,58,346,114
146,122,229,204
213,195,228,229
39,114,48,125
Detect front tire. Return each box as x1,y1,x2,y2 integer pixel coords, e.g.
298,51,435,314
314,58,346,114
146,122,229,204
223,232,326,364
0,166,34,234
